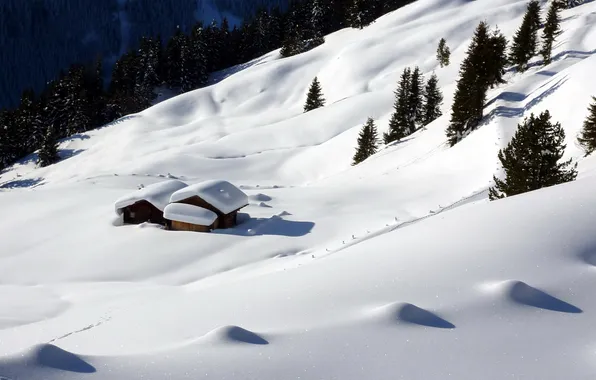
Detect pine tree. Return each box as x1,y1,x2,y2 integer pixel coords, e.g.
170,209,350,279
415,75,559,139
489,110,577,199
15,89,38,154
487,28,509,88
578,96,596,156
421,72,443,126
509,0,542,72
38,125,59,167
384,67,411,144
350,0,374,29
353,117,379,165
445,21,492,146
406,66,425,133
304,77,326,112
280,18,303,57
436,38,451,67
189,24,209,87
540,2,562,65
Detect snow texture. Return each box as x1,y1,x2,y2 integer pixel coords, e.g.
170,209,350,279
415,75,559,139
169,179,248,214
2,0,596,379
114,179,188,214
163,203,218,226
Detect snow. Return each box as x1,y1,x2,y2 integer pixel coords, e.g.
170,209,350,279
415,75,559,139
114,179,188,213
1,0,596,379
169,179,248,214
163,203,218,226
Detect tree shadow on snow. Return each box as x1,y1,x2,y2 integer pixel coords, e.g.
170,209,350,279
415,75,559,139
505,49,596,74
0,177,43,189
215,213,314,237
483,76,568,121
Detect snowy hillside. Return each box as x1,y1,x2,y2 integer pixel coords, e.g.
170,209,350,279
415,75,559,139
1,0,596,379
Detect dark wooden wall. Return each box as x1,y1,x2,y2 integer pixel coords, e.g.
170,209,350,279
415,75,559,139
123,200,165,225
170,220,213,232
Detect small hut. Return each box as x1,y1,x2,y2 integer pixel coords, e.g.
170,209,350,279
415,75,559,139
114,180,188,224
164,203,219,232
169,180,248,229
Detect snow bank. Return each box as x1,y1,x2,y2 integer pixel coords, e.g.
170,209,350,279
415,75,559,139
163,203,218,226
170,180,248,214
114,180,188,214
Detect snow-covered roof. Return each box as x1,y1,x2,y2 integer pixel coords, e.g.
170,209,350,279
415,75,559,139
163,203,218,226
169,180,248,214
114,180,188,214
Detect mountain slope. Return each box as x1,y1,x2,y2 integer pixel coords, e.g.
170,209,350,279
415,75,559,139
1,0,596,378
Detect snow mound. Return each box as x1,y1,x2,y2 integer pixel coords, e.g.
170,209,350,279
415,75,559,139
248,193,272,202
24,344,96,373
579,248,596,267
373,302,455,329
202,325,269,345
170,180,248,214
114,179,188,214
494,280,583,313
163,203,218,226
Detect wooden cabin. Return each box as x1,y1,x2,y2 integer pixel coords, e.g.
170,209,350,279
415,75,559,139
121,200,165,224
168,180,248,229
114,180,188,225
164,203,219,232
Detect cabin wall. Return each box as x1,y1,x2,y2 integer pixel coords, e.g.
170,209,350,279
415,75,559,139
220,211,238,229
170,220,212,233
123,201,165,225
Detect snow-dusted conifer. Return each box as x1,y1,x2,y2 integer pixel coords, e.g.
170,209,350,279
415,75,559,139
353,117,379,165
489,111,577,200
540,2,562,65
436,38,451,67
384,67,411,144
422,72,443,126
304,77,326,112
578,96,596,156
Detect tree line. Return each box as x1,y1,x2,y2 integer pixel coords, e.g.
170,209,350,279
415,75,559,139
0,0,417,169
347,0,595,200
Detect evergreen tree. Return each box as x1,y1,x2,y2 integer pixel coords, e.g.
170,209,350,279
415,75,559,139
421,72,443,126
509,0,542,72
540,2,562,65
189,24,209,87
84,57,108,128
304,77,326,112
164,27,186,89
578,96,596,156
280,17,304,57
445,21,492,146
384,67,411,144
38,125,60,167
63,65,91,135
436,38,451,67
406,66,425,133
0,110,18,168
136,37,161,105
15,89,39,154
487,28,509,88
350,0,374,29
204,20,223,72
489,110,577,199
353,117,379,165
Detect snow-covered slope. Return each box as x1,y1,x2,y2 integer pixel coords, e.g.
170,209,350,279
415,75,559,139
1,0,596,379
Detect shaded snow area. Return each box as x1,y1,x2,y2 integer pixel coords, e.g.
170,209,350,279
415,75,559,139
2,0,596,379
